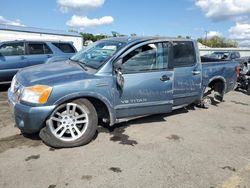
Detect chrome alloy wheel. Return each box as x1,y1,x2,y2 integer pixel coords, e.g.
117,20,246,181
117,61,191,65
48,103,89,142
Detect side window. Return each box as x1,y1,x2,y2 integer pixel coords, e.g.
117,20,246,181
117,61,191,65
52,43,76,53
0,42,24,56
28,43,44,55
172,41,196,67
238,52,240,58
43,44,53,54
230,53,236,59
122,43,166,73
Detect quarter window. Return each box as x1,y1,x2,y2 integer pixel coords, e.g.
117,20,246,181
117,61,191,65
52,42,76,53
122,43,166,73
172,41,196,67
0,42,25,56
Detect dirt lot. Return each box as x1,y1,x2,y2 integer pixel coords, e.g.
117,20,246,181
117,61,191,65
0,88,249,188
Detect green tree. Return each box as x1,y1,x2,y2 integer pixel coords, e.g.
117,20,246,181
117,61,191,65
80,33,108,44
197,36,238,48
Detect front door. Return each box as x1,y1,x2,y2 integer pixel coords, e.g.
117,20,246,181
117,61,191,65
114,42,174,118
0,42,28,82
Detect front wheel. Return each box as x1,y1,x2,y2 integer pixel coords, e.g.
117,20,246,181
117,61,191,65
39,99,97,148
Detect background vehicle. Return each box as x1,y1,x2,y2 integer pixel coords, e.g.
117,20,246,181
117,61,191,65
0,40,77,84
8,37,238,148
236,61,250,94
203,51,240,60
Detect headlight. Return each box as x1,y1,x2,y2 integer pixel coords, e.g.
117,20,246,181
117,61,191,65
10,75,17,93
21,85,52,104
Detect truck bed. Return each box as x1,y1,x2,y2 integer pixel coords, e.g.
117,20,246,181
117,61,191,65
202,59,239,93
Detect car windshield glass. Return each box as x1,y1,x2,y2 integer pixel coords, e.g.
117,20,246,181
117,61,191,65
70,40,126,69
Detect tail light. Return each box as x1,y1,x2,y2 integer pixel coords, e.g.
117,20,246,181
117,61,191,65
235,64,241,77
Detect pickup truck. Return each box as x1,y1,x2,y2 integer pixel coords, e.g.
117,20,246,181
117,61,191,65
8,37,238,148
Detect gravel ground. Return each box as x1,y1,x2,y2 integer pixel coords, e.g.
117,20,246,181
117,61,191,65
0,88,249,188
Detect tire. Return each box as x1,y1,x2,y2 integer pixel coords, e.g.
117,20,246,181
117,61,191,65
39,99,98,148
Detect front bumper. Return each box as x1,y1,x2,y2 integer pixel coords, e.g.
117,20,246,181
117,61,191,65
8,89,56,134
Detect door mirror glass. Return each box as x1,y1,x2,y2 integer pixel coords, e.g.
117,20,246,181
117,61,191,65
114,58,123,71
114,58,124,89
116,68,124,89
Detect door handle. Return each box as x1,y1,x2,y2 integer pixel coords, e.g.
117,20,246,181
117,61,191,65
160,75,170,81
192,70,201,75
47,55,52,58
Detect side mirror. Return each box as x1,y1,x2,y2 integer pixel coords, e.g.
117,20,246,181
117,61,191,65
113,58,123,71
113,58,124,89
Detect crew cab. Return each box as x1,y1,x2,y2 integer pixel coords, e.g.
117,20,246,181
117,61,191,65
8,37,239,148
0,40,77,84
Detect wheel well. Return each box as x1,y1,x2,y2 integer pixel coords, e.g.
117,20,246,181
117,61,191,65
208,79,225,95
58,96,111,124
84,97,110,123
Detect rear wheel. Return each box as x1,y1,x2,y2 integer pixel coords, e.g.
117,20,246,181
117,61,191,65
39,99,97,148
198,87,223,109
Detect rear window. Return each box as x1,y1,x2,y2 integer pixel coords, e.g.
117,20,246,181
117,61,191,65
27,43,52,55
52,43,76,53
173,41,196,67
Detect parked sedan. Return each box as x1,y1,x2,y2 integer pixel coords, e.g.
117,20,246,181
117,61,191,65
0,40,77,84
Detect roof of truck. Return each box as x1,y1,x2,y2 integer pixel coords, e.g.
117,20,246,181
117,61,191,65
102,36,194,44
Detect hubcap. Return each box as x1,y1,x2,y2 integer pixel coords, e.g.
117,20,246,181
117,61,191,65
48,103,89,142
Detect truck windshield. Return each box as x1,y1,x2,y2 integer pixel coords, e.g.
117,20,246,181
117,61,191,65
70,40,126,69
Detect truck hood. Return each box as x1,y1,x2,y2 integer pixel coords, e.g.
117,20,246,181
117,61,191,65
17,60,95,86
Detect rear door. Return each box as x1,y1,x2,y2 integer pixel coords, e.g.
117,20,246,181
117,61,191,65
114,41,174,118
26,42,53,66
171,41,202,106
0,42,28,82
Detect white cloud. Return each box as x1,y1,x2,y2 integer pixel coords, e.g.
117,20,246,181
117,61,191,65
237,40,250,47
229,22,250,39
66,15,114,28
228,22,250,47
0,16,24,26
57,0,105,13
206,31,222,38
195,0,250,21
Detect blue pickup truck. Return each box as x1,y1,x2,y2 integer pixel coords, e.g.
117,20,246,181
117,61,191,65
0,40,76,84
8,37,238,148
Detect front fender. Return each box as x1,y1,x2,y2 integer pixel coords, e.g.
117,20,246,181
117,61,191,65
53,91,116,125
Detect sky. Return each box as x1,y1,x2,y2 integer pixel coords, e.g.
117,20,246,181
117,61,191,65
0,0,250,46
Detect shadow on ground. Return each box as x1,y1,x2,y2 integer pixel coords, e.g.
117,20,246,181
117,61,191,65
0,133,42,153
97,105,198,146
0,103,208,150
0,84,10,92
235,88,250,96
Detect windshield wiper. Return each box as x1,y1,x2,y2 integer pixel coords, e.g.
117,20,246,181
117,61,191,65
69,58,88,71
